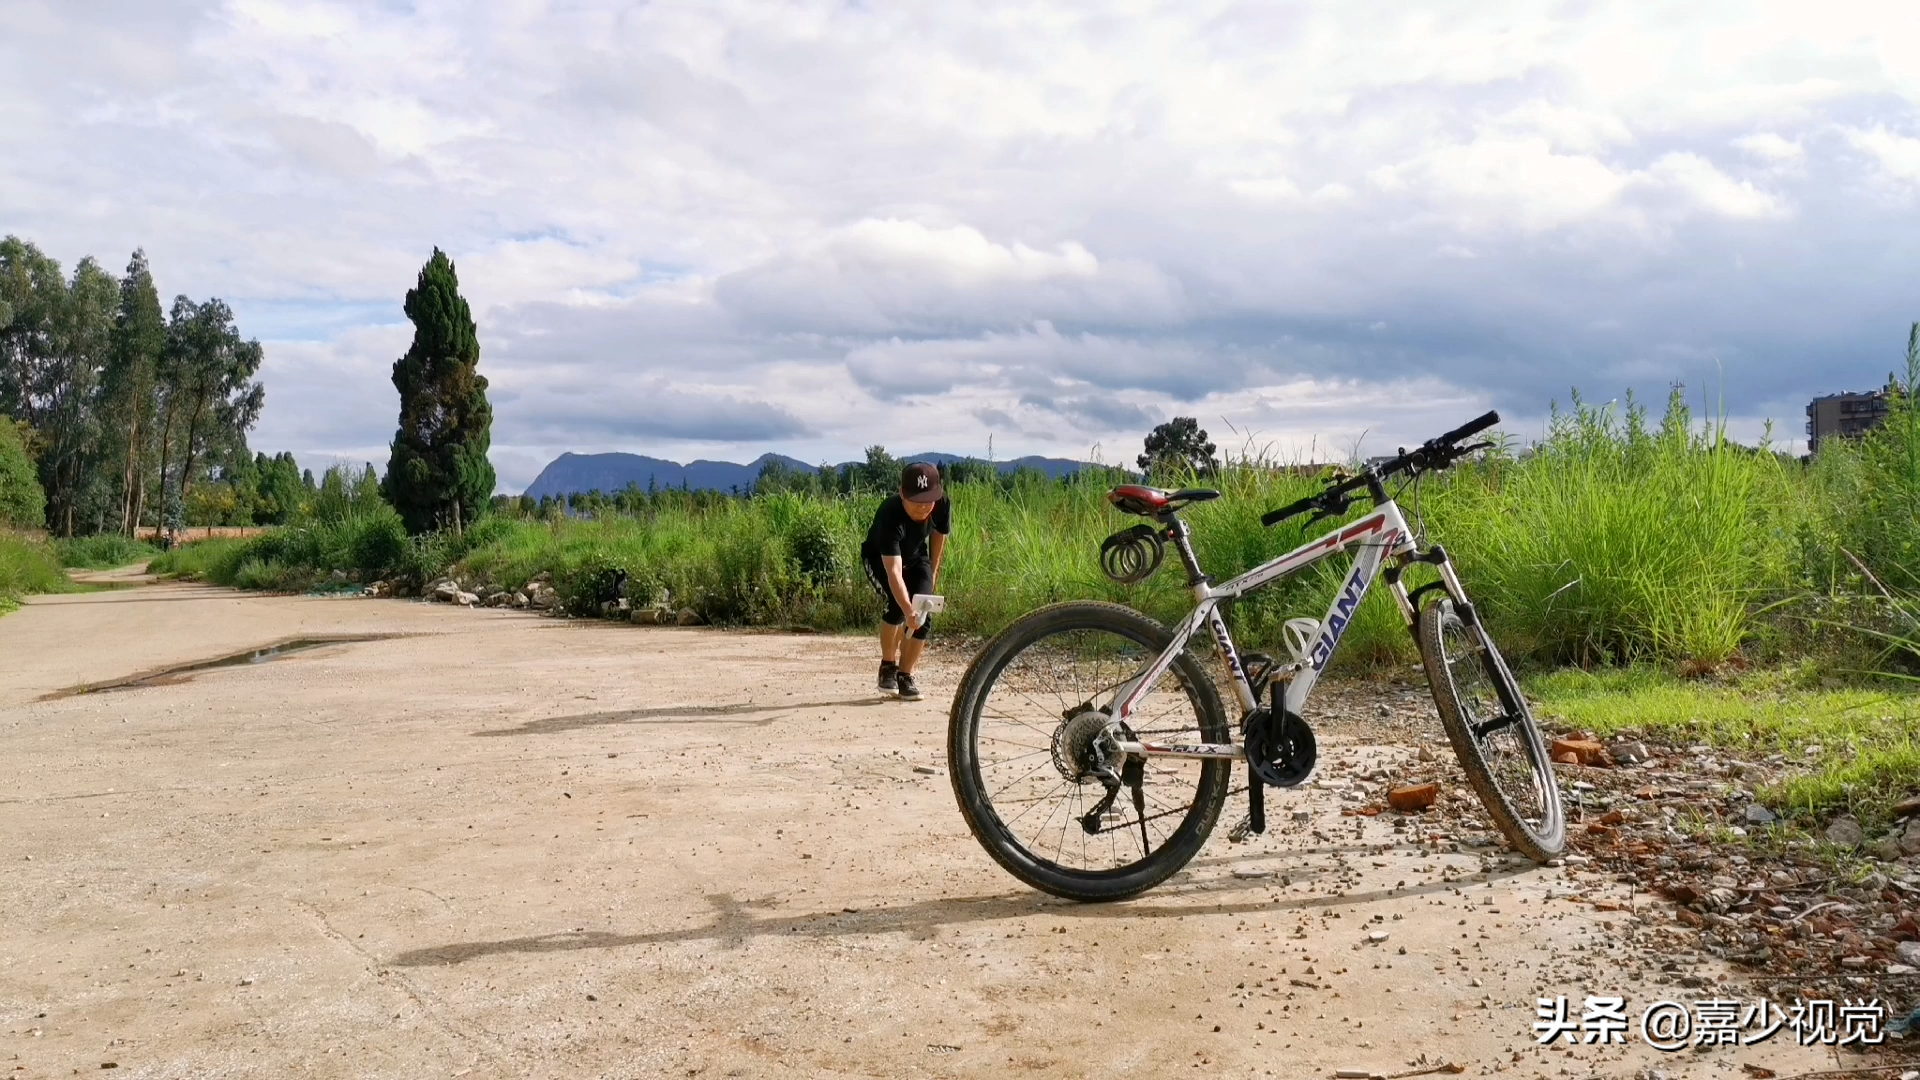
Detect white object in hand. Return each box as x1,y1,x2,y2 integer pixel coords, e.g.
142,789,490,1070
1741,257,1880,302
911,594,946,618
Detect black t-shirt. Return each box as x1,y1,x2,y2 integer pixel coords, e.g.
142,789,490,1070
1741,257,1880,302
863,494,951,565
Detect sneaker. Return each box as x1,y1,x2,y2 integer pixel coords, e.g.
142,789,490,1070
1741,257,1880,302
894,671,924,701
877,662,898,692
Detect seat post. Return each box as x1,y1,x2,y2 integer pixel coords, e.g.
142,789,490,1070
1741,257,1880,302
1164,516,1208,589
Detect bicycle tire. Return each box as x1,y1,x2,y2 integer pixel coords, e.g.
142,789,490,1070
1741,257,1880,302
1417,596,1565,862
947,601,1232,902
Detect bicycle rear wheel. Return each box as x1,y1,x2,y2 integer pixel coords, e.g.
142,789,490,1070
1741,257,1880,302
1417,597,1565,862
948,601,1231,902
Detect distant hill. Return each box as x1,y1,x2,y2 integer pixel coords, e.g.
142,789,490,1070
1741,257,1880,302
521,450,1104,498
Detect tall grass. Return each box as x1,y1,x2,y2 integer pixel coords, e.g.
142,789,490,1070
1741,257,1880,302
141,385,1915,676
55,533,159,569
0,530,68,612
1435,389,1798,666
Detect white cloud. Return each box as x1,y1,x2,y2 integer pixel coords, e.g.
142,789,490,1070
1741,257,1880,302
1732,132,1804,162
1845,125,1920,186
4,0,1919,492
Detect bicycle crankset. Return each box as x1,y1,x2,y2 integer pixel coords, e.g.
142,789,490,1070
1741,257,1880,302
1243,706,1317,788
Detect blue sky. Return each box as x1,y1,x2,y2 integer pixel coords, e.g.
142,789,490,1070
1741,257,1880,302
5,0,1919,490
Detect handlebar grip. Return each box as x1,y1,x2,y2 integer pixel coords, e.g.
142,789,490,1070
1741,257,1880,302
1261,496,1317,527
1437,410,1500,446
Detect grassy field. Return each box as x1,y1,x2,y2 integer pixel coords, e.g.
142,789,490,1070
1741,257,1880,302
0,530,69,613
149,389,1912,674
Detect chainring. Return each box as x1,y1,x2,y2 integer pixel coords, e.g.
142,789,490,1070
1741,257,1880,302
1243,707,1317,788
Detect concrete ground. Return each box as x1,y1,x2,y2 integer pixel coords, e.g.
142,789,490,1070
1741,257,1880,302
0,577,1855,1078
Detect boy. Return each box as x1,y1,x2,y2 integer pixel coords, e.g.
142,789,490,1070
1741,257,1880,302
860,462,950,701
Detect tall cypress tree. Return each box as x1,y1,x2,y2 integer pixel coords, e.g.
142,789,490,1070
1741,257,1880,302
383,249,495,534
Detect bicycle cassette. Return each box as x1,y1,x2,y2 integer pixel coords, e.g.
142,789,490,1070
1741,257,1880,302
1243,707,1316,788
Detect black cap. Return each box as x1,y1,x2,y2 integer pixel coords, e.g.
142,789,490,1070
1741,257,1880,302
900,462,944,503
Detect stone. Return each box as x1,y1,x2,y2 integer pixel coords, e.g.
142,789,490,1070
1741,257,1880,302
1825,816,1865,847
431,580,459,603
1549,737,1608,766
676,608,703,626
1873,836,1905,863
1899,817,1920,856
1608,740,1651,764
912,765,943,776
1387,783,1438,812
1894,794,1920,819
1898,941,1920,967
455,591,479,607
1743,803,1776,826
1416,746,1436,762
327,568,348,584
631,608,662,625
510,592,529,609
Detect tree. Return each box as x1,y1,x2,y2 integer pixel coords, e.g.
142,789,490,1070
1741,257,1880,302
153,297,265,541
0,415,44,528
1137,417,1218,480
856,445,899,492
383,249,495,534
102,251,165,535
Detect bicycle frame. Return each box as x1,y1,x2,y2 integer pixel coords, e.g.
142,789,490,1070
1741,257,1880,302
1105,498,1457,762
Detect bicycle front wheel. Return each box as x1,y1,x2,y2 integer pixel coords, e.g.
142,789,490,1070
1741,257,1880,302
1418,597,1565,862
947,601,1231,902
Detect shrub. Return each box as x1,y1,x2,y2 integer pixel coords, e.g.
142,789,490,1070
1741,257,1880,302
0,416,45,529
55,534,159,569
0,529,65,610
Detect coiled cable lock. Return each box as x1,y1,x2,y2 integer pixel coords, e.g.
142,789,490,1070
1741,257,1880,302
1100,524,1166,585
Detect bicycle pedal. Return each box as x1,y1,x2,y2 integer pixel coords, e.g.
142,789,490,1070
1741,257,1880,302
1228,815,1255,843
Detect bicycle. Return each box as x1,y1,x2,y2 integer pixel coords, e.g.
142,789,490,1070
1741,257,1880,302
946,411,1565,902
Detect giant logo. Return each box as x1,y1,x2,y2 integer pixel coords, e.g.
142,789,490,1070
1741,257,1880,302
1309,574,1369,670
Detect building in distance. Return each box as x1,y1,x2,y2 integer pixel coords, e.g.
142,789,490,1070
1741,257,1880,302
1808,377,1899,454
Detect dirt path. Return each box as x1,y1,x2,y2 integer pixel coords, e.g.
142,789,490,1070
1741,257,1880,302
0,582,1851,1078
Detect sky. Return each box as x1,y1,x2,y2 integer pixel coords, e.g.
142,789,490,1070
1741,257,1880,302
5,0,1920,491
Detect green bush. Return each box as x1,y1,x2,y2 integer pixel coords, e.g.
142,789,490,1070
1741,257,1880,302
0,417,45,529
0,529,66,611
55,533,160,569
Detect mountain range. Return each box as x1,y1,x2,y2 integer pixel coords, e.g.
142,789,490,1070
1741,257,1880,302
522,451,1101,498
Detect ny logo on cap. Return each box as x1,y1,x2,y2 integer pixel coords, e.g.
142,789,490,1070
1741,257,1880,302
916,474,929,489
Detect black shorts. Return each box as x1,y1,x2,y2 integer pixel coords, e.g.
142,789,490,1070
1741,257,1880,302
862,552,933,639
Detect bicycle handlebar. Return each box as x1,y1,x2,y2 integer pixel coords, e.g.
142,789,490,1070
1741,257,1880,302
1259,410,1501,528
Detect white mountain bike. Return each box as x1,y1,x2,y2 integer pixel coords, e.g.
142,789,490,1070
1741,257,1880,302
946,411,1565,902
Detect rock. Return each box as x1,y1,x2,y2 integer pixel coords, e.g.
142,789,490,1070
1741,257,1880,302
1374,703,1391,717
1549,737,1608,766
1826,816,1865,847
1873,836,1905,862
1899,817,1920,856
912,765,943,776
327,568,348,584
631,608,661,625
1416,746,1436,762
1898,941,1920,967
676,608,703,626
1232,868,1274,880
1367,930,1389,943
476,585,502,600
454,591,479,607
431,580,459,603
1387,783,1438,812
1553,751,1579,765
1290,810,1311,824
1743,803,1776,826
1895,794,1920,819
1609,740,1651,764
510,592,529,609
